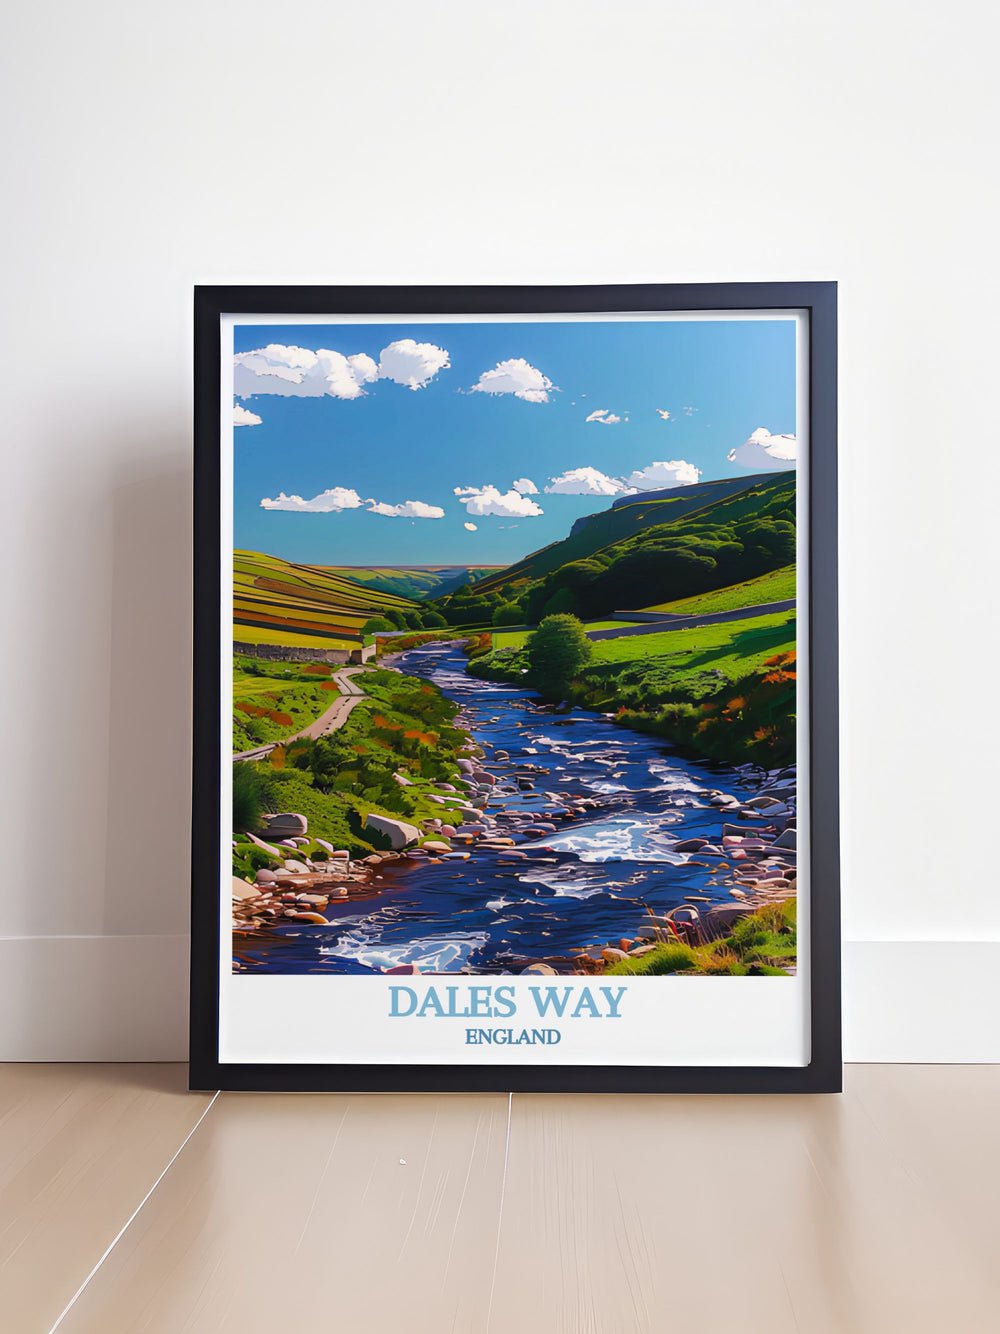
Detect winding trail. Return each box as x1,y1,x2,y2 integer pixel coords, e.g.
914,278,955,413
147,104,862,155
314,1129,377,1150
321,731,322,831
233,667,369,763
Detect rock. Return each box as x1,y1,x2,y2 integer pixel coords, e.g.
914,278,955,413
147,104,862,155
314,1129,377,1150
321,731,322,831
629,944,657,957
422,840,452,853
298,893,329,906
494,750,510,760
282,859,310,874
232,876,259,900
255,868,278,885
745,796,783,810
393,772,414,786
772,828,797,850
440,824,457,838
457,759,475,774
705,905,746,932
314,839,334,853
675,838,709,853
427,794,446,805
435,783,458,792
262,812,308,838
329,850,350,860
443,852,470,860
522,963,557,975
602,948,629,962
385,963,421,974
364,813,421,849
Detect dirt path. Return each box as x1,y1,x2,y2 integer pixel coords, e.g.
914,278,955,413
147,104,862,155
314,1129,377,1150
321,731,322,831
233,667,369,763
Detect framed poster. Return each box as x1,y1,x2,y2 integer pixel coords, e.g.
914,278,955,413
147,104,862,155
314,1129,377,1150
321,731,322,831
191,282,840,1093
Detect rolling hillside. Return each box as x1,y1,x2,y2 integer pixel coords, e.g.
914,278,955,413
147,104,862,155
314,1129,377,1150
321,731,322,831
234,551,419,648
323,565,503,601
472,471,790,594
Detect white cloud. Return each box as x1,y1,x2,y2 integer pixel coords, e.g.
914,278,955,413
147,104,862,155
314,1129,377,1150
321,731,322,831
623,459,702,489
469,358,555,403
234,339,450,400
585,409,621,425
544,466,628,496
454,484,544,517
512,477,539,494
259,487,364,512
464,522,478,531
682,405,698,416
234,403,262,426
376,339,450,390
367,499,445,518
655,408,671,421
235,345,378,400
727,427,797,470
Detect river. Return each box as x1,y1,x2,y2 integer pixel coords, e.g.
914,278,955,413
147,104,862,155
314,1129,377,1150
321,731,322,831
243,643,794,974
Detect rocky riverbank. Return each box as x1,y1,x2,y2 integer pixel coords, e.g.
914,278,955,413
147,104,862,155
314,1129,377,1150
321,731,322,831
233,644,799,977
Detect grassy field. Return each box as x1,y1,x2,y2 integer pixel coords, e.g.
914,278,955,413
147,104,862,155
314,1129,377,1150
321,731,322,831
233,657,342,751
638,564,795,615
586,611,796,677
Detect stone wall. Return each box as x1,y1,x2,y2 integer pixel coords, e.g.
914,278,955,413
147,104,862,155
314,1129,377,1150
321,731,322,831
233,640,377,666
234,641,353,665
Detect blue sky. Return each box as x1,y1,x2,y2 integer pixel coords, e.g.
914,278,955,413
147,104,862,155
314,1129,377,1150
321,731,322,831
232,318,797,566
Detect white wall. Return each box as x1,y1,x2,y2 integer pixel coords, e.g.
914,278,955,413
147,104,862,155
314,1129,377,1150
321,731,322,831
3,0,998,1062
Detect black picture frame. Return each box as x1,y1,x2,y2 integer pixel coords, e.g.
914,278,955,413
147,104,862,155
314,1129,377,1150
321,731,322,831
191,282,840,1094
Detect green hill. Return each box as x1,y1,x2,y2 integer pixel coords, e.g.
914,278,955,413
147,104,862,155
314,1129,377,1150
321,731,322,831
433,471,795,626
234,551,419,649
322,565,503,601
472,472,787,594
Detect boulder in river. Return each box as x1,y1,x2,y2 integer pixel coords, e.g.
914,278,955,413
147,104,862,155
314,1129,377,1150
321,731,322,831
365,813,421,849
262,812,308,838
674,837,708,853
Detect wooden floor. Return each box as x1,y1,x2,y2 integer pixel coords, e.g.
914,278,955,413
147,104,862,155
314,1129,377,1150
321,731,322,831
2,1066,999,1332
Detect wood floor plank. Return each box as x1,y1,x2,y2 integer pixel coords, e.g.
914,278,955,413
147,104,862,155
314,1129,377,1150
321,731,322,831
56,1091,510,1334
489,1068,1000,1334
0,1064,214,1333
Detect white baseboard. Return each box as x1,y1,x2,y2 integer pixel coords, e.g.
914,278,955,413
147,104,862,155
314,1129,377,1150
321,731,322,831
1,936,997,1063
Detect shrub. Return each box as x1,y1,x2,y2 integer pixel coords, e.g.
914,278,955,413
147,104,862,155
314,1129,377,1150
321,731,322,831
232,763,275,833
606,942,696,975
525,614,593,697
362,616,396,635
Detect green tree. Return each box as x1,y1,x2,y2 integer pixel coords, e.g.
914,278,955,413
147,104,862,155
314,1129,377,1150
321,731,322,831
541,586,577,618
492,601,523,626
422,610,448,628
525,614,593,698
362,616,395,634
